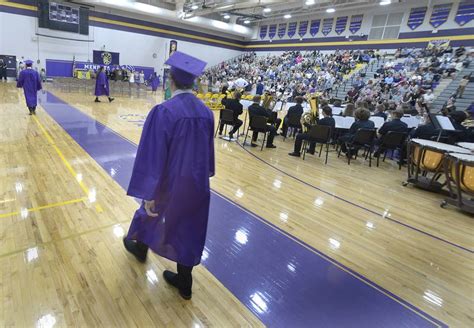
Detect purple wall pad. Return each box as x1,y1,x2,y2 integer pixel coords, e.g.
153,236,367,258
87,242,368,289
37,91,446,327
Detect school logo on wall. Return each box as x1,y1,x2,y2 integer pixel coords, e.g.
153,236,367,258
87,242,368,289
93,50,120,66
101,52,112,65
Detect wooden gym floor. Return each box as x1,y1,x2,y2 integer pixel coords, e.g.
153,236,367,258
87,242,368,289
0,82,472,327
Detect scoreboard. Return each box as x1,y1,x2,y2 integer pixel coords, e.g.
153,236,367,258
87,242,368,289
38,0,89,35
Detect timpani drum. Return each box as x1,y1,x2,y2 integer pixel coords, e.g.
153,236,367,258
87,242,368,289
441,152,474,214
404,139,471,192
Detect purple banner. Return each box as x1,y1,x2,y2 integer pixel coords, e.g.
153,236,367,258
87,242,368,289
309,19,320,36
407,7,427,30
287,22,297,38
278,23,287,38
455,0,474,26
349,15,363,34
45,59,154,78
259,25,268,40
299,21,308,37
268,24,277,39
335,16,348,35
430,4,452,28
322,18,333,36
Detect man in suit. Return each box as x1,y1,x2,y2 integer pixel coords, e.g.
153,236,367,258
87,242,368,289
219,91,243,139
248,96,277,148
281,96,304,137
373,109,408,157
289,105,335,157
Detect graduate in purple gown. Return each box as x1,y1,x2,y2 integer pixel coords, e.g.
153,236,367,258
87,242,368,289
16,60,42,115
94,66,114,103
150,72,160,95
123,51,214,300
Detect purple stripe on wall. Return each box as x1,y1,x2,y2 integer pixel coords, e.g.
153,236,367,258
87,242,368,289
37,91,447,328
0,4,36,17
399,27,474,38
90,21,243,51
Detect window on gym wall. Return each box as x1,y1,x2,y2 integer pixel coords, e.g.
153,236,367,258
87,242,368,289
369,12,403,40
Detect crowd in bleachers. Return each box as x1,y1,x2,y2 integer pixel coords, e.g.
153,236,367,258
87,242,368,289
210,45,473,164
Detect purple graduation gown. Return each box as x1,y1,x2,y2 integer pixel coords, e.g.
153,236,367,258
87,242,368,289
126,91,215,267
94,71,109,96
151,76,160,91
17,68,42,107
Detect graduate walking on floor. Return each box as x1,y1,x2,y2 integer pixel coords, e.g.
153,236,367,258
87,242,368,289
94,66,114,103
150,72,160,95
123,51,215,300
16,60,42,115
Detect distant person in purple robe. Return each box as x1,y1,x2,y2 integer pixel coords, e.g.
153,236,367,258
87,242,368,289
16,60,42,115
123,51,214,300
150,72,160,95
94,66,114,103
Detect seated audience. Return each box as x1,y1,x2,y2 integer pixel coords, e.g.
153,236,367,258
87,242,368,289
219,91,243,139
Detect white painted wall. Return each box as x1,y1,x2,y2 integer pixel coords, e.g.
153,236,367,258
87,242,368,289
0,12,242,74
257,0,474,41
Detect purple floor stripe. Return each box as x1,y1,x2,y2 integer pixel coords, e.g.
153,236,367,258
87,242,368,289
38,91,447,327
236,141,473,254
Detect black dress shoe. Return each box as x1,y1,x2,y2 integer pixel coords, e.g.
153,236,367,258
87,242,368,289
306,150,315,155
250,143,258,147
288,152,300,157
123,238,147,263
266,144,277,149
108,97,115,103
163,270,192,300
94,98,101,103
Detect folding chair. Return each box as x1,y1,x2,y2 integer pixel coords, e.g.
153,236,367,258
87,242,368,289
302,125,333,164
214,109,236,138
376,131,408,169
338,128,376,166
284,115,302,140
244,115,269,151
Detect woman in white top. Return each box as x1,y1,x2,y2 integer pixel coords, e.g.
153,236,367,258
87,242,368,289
139,71,145,84
129,71,135,83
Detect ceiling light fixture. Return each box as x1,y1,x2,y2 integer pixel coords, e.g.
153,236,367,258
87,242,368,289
326,8,335,13
244,20,250,24
263,7,271,13
284,14,291,19
223,14,230,19
380,0,391,5
305,0,315,5
191,4,199,10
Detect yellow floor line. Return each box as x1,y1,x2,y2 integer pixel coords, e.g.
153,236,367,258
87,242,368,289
32,115,102,212
0,197,86,219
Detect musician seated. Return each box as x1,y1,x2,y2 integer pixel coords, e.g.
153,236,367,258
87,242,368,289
288,105,335,157
281,96,304,136
219,91,243,139
448,111,471,142
372,104,387,121
373,110,408,157
338,108,375,155
248,96,277,148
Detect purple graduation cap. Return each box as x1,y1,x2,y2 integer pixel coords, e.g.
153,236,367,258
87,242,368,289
25,60,33,66
165,51,207,85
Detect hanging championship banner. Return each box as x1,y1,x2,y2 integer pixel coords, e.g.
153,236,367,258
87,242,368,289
430,4,452,28
322,18,333,36
309,19,320,36
287,22,297,38
278,23,287,38
93,50,120,66
259,25,268,39
298,21,308,38
349,15,363,34
455,0,474,26
407,7,427,30
169,40,178,57
268,24,277,39
427,39,450,50
335,16,348,35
